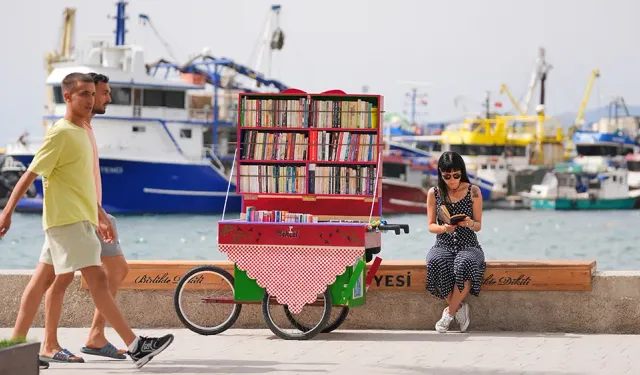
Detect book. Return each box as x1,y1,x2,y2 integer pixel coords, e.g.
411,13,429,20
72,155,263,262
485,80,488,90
438,205,467,225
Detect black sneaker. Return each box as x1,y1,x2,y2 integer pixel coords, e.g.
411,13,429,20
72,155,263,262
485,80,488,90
128,334,174,369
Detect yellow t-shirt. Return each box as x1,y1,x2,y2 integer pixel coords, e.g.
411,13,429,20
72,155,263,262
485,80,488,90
28,119,98,230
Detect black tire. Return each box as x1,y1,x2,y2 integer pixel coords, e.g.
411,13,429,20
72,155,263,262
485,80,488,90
174,265,241,335
262,289,332,340
284,305,349,333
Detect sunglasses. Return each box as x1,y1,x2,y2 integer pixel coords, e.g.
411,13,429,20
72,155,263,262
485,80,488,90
442,173,461,180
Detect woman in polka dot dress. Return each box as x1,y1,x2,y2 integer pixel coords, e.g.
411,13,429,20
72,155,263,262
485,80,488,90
426,151,485,333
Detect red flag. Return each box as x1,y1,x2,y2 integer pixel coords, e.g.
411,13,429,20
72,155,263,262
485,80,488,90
494,102,503,108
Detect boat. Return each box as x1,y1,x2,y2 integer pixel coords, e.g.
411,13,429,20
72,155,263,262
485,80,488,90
387,47,565,204
381,149,430,215
625,153,640,190
523,159,638,210
387,112,565,203
4,2,289,214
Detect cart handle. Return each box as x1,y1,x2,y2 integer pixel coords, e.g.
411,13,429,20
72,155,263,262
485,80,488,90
377,224,410,235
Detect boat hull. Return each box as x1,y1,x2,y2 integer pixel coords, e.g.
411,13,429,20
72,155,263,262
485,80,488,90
381,179,428,215
10,155,242,214
531,197,637,210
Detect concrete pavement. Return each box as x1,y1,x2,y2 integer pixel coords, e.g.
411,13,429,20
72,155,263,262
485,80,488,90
0,328,638,374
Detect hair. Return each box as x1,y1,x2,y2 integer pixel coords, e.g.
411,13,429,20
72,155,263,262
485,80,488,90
437,151,471,204
61,72,94,94
88,72,109,84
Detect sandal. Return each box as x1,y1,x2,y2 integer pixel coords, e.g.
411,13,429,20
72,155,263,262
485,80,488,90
80,342,127,359
39,358,50,369
39,348,85,363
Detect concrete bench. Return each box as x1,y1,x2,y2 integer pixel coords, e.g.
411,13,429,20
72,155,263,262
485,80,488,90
81,259,596,292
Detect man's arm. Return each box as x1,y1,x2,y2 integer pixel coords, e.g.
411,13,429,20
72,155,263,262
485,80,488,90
0,171,38,238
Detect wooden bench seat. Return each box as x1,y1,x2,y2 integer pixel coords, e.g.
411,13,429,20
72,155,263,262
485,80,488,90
81,259,596,292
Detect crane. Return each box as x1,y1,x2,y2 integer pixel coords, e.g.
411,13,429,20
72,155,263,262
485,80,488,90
574,69,600,126
564,69,600,160
499,83,525,115
44,7,76,115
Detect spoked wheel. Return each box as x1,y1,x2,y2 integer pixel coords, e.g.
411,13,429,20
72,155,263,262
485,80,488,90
284,305,349,333
174,265,241,335
261,289,332,340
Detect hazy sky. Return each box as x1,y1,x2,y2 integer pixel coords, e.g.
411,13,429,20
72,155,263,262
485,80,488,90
1,0,639,146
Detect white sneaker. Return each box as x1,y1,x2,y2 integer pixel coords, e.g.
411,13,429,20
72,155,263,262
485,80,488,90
435,307,455,333
455,302,470,332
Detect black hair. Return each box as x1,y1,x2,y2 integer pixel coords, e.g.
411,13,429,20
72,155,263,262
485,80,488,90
88,72,109,84
437,151,471,204
61,72,94,93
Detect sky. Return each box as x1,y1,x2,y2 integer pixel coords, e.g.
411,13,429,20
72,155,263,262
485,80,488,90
1,0,639,146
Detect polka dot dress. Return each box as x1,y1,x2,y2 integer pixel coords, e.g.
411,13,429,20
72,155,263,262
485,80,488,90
426,186,486,299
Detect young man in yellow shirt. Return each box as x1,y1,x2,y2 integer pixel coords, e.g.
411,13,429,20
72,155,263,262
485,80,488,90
0,72,173,369
36,72,131,361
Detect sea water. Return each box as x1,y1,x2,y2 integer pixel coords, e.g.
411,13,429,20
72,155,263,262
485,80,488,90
1,210,639,271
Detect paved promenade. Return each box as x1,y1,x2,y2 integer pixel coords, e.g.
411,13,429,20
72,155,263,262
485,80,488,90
1,328,638,374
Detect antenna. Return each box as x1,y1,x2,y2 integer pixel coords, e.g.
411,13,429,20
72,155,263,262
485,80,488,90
397,81,432,125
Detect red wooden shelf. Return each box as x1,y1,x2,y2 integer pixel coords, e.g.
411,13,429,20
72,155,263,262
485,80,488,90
239,159,307,164
235,89,383,220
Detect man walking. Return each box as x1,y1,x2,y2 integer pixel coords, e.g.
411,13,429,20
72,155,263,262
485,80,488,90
0,72,173,369
39,72,131,361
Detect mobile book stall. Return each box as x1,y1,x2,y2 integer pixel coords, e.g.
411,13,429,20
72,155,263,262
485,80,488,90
173,89,409,340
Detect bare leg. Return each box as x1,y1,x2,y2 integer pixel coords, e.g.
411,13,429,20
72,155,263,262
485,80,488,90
85,255,129,354
12,263,55,340
448,281,471,315
80,265,136,346
41,273,82,360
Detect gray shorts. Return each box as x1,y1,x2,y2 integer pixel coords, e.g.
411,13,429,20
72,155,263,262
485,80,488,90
98,214,123,257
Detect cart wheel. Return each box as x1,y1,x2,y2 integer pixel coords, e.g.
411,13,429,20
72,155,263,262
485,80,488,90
284,305,349,333
174,265,241,335
261,289,332,340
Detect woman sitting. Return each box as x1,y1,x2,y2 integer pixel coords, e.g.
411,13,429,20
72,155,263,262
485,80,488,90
425,151,485,333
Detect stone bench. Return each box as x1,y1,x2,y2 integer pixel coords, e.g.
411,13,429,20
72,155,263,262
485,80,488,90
80,259,596,292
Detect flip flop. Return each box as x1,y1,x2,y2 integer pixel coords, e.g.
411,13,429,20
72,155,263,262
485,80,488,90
39,359,50,369
39,348,85,363
80,342,127,359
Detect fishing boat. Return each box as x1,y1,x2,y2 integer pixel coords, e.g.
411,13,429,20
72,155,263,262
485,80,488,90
381,149,430,215
523,159,638,210
4,2,288,214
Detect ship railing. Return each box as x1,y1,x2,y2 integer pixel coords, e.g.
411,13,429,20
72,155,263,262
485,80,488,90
203,146,226,174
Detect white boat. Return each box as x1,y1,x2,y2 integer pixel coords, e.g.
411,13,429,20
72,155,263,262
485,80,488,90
5,2,288,214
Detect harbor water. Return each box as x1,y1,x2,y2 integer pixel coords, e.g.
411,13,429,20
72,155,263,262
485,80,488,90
1,210,639,271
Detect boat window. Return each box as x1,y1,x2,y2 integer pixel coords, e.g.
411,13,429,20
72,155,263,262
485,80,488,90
382,162,406,179
132,126,146,132
481,164,487,169
180,129,192,139
165,90,186,109
110,87,132,105
613,175,617,182
143,89,164,107
628,161,640,171
52,86,64,104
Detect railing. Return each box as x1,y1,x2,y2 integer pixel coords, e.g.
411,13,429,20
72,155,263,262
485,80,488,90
203,146,226,174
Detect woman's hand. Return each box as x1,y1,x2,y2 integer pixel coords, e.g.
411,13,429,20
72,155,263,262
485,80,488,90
442,224,456,233
459,217,475,228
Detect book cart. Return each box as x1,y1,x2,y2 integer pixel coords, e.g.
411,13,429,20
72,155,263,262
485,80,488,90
173,88,409,340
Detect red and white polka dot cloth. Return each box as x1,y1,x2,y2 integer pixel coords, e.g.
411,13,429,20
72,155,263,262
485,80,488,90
219,244,364,314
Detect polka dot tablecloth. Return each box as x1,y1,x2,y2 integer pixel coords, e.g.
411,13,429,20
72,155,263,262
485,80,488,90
219,244,364,313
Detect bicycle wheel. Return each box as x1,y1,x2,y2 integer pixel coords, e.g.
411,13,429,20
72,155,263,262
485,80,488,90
261,289,332,340
174,265,241,335
284,305,349,333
